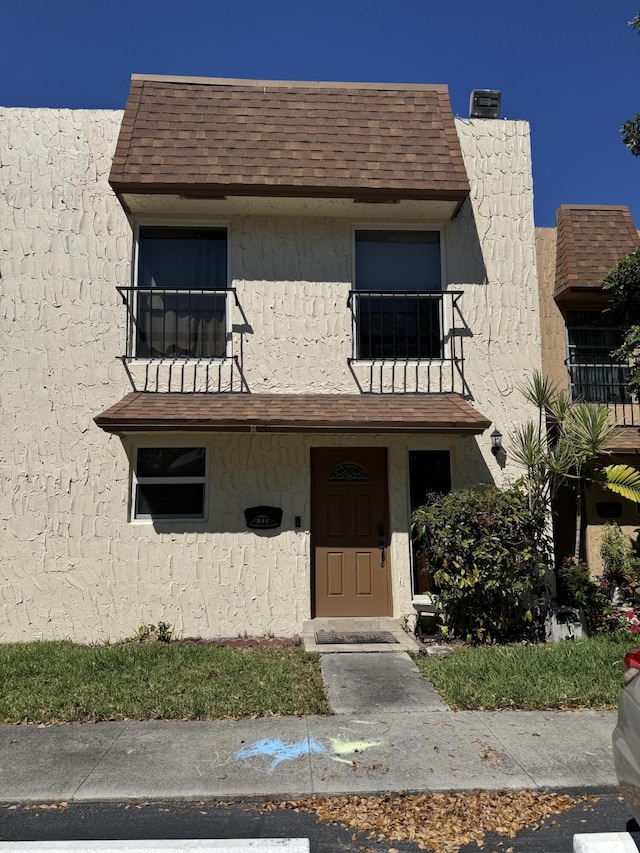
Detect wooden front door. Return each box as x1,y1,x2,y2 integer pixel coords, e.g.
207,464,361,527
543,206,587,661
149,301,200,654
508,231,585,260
311,447,392,617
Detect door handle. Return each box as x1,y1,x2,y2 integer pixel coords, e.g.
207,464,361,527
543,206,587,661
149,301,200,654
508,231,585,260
378,543,386,568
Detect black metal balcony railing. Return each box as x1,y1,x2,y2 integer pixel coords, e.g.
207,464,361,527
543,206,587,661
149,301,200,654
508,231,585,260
117,287,237,359
347,290,466,394
116,286,466,395
567,346,638,425
348,290,462,361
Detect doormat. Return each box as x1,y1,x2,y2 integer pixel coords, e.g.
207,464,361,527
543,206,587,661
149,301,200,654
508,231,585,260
315,630,399,645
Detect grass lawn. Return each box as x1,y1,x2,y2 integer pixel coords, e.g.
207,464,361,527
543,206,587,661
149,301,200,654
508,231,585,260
0,642,331,724
414,635,638,710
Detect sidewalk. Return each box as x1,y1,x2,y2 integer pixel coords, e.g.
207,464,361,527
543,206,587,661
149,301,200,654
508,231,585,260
0,708,617,803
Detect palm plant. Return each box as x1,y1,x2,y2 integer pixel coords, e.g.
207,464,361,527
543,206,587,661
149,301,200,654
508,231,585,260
512,371,640,560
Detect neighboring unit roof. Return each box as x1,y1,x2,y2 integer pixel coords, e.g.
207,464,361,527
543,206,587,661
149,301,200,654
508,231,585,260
604,426,640,455
554,205,639,303
109,75,470,207
94,392,491,435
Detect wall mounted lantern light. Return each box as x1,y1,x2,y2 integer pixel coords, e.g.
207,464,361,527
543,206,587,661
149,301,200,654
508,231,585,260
490,428,503,456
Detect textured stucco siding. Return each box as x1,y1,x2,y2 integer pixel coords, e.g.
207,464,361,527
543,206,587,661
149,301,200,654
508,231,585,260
1,108,133,641
536,227,568,392
584,484,640,576
1,108,541,642
451,119,542,434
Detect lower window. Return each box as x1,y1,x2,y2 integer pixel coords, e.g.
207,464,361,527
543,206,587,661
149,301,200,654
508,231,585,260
132,447,206,521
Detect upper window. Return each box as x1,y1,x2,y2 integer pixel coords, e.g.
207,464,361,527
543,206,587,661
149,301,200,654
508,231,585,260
566,310,630,404
135,227,227,359
353,230,442,360
132,447,206,521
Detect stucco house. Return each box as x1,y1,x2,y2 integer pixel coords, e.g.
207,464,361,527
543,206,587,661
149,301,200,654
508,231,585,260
537,205,640,571
1,75,542,642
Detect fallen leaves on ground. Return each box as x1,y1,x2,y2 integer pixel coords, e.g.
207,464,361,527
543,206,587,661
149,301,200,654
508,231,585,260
262,790,581,853
22,803,68,811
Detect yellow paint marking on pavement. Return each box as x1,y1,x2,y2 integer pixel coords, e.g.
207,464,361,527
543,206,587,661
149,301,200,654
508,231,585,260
329,738,382,764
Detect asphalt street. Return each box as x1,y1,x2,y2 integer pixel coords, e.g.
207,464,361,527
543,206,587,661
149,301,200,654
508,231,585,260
0,793,638,853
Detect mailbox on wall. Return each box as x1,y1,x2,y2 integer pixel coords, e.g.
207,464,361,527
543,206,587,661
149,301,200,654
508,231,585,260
244,506,283,530
596,501,622,519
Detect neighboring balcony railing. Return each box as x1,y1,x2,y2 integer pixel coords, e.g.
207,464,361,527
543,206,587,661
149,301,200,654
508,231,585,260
567,350,638,425
117,287,238,359
347,290,466,393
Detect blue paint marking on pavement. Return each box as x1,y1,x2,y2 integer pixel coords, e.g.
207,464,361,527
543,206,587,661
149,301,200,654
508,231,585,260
235,736,327,773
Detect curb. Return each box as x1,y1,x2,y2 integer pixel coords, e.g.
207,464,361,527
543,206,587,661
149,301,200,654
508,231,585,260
574,833,640,852
0,842,309,853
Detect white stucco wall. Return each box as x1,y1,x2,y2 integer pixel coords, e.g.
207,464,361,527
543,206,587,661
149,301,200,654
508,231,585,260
452,119,542,429
0,108,541,642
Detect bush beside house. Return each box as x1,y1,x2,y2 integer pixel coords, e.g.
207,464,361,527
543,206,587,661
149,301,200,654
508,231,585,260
411,485,546,643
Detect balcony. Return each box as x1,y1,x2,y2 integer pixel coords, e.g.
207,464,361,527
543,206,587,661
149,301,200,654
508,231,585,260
117,287,239,359
116,287,248,393
567,349,638,426
347,290,466,394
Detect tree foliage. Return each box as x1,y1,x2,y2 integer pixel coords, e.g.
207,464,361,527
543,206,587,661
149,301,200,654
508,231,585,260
512,372,640,558
621,14,640,155
602,247,640,394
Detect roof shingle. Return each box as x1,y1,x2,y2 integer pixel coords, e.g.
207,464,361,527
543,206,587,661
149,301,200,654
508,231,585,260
109,76,470,204
94,393,490,435
554,205,639,303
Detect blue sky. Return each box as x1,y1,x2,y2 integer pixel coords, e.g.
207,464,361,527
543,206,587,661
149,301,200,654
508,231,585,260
3,0,638,226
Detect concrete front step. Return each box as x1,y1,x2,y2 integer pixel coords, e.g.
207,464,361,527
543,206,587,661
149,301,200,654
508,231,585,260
302,617,419,653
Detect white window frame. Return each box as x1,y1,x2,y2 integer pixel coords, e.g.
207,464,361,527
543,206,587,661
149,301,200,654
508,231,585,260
132,221,232,362
131,445,208,523
350,223,448,364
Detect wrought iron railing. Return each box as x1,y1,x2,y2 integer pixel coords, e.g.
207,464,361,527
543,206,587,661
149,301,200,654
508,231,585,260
567,347,638,425
117,287,238,360
347,290,466,393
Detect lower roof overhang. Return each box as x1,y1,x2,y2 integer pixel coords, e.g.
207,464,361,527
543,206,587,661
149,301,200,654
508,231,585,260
554,287,612,309
115,190,467,221
94,392,491,435
603,426,640,456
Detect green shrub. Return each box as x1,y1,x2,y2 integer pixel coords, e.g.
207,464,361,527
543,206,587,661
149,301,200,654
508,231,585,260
556,553,640,636
601,523,632,586
556,557,608,620
411,485,546,644
600,523,640,600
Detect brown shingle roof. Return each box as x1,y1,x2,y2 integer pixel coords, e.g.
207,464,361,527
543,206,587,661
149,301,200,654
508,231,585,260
554,205,639,303
109,75,470,205
604,426,640,455
94,393,490,435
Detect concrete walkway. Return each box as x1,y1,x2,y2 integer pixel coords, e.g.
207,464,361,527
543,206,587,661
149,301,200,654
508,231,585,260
320,651,449,713
0,708,617,803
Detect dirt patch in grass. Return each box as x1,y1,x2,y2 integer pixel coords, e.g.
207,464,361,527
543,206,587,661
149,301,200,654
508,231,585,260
263,790,586,853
